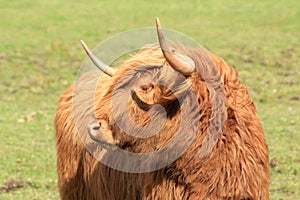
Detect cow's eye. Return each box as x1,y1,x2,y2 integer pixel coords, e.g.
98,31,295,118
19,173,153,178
139,83,154,92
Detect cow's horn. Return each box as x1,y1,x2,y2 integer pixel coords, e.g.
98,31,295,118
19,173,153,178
156,18,195,76
80,40,116,77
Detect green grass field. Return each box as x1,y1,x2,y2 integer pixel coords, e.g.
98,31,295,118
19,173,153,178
0,0,299,199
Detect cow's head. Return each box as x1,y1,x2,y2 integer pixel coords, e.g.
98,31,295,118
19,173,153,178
83,18,197,150
84,18,226,159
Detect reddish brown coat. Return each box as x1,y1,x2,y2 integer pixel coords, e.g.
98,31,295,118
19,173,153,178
55,45,270,199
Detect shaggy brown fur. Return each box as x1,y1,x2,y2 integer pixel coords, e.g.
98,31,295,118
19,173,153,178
55,44,270,199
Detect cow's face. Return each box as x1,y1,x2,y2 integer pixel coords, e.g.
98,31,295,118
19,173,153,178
87,64,190,151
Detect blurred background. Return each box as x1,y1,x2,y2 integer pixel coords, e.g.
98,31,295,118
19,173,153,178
0,0,299,199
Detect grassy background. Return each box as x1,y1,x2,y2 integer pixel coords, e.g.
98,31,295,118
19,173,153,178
0,0,299,199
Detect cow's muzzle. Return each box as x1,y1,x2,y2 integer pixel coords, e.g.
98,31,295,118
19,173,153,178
87,122,119,152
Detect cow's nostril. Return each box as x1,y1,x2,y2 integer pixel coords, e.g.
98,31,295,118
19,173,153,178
92,125,100,131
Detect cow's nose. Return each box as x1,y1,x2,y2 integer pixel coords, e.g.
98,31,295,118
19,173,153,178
87,122,101,141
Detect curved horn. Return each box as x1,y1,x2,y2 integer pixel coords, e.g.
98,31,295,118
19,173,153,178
155,18,195,76
80,40,116,77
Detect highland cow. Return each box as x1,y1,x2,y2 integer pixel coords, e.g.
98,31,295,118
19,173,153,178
55,18,270,199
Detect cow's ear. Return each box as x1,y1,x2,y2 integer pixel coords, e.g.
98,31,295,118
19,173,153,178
155,87,177,105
